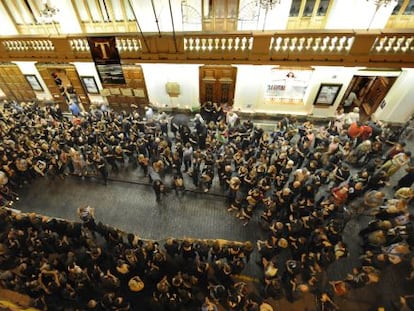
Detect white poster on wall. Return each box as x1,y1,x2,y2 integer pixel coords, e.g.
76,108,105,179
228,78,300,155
265,68,313,101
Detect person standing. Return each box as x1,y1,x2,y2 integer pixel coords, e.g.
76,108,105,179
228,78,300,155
182,143,193,173
77,205,96,231
93,151,108,185
69,101,81,117
394,165,414,190
381,151,411,177
152,179,166,202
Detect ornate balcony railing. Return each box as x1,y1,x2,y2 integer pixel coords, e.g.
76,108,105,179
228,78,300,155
0,30,413,67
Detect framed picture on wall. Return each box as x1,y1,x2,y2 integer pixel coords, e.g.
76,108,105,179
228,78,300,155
81,76,99,94
314,83,342,106
25,75,43,92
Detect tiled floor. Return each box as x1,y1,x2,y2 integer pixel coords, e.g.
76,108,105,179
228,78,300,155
12,125,414,311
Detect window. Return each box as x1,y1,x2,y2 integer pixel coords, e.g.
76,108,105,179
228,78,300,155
289,0,301,17
4,0,24,24
403,0,414,15
392,0,404,14
316,0,330,16
303,0,316,17
74,0,89,22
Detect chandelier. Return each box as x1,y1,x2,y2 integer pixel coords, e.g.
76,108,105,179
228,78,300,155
39,0,59,21
366,0,397,8
257,0,281,10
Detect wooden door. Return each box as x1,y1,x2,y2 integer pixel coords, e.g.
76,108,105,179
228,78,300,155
0,64,36,102
36,64,90,111
202,0,238,31
103,65,149,113
199,65,237,106
360,77,396,116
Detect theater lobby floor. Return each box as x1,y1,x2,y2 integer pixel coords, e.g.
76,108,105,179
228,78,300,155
11,154,414,311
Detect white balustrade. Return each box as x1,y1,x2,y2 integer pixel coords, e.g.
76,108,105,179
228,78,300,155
3,39,54,51
270,35,354,54
183,36,253,53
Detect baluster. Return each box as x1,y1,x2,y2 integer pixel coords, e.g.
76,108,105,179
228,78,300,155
75,39,80,51
383,36,392,52
281,37,289,51
241,37,247,51
329,36,337,52
345,36,354,52
337,36,345,52
305,37,313,51
135,39,142,51
394,36,404,53
214,38,220,50
297,37,305,52
313,37,321,52
117,39,123,52
320,36,329,52
188,38,194,51
31,40,37,51
290,37,297,52
201,38,207,51
234,37,240,51
195,38,200,51
208,38,213,51
269,37,275,51
248,37,253,50
79,39,84,51
273,37,281,52
221,38,226,50
404,37,414,52
228,38,233,51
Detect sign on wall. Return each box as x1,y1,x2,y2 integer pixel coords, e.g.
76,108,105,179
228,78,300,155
87,36,126,85
265,68,313,102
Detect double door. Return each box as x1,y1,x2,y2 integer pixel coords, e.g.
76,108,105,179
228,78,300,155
199,65,237,106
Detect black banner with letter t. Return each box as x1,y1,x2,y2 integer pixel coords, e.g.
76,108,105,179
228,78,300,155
87,36,126,85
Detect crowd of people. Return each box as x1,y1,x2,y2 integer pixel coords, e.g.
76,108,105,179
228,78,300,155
0,99,413,310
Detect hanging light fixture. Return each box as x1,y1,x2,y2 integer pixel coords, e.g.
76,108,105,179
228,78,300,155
257,0,281,10
366,0,397,29
39,0,59,22
366,0,397,9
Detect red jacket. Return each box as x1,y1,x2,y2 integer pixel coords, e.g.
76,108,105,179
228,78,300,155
347,122,362,138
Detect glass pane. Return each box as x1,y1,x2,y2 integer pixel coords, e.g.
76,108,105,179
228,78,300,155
303,0,316,17
99,0,110,21
289,0,301,17
392,0,404,14
87,0,102,22
111,0,123,21
403,0,414,15
215,0,225,18
316,0,330,16
15,0,34,24
206,83,214,102
227,0,238,18
221,83,230,103
123,0,135,20
74,0,89,21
